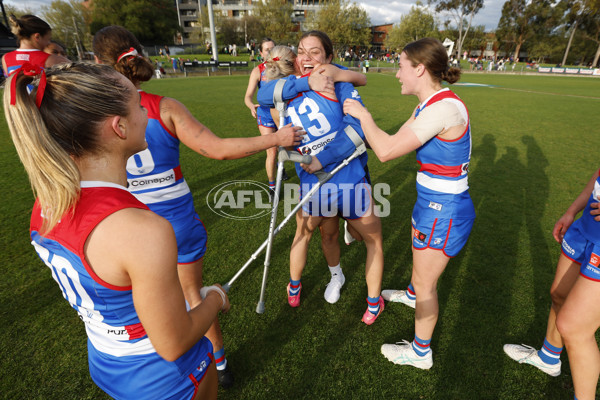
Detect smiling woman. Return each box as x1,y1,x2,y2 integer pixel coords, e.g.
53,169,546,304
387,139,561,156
343,37,474,370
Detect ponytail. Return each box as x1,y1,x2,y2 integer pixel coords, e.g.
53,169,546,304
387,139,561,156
93,25,154,85
3,63,131,233
9,14,51,41
264,46,296,81
4,71,79,233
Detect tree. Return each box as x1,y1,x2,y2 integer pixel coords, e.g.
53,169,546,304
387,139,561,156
496,0,557,62
41,0,91,56
187,5,209,45
559,0,598,65
306,0,371,57
241,15,263,45
253,0,297,45
384,3,439,53
90,0,179,44
429,0,483,59
461,25,487,55
4,5,35,17
218,18,243,47
578,0,600,66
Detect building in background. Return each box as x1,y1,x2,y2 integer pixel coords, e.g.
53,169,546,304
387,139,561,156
369,23,392,54
174,0,327,44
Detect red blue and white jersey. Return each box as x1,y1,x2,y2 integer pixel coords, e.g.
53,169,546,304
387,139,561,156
285,86,365,188
579,169,600,244
3,49,49,77
413,88,475,219
126,91,196,220
256,62,276,127
258,62,267,88
30,182,213,399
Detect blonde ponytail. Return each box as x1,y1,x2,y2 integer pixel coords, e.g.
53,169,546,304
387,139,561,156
4,63,131,233
264,46,296,81
4,72,79,232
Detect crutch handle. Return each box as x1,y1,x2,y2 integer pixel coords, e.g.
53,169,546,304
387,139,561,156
278,148,312,164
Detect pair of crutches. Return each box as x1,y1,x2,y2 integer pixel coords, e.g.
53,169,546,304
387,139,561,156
223,81,367,314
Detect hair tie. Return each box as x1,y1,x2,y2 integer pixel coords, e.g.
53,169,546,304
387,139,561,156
271,57,280,61
9,62,46,108
117,47,138,62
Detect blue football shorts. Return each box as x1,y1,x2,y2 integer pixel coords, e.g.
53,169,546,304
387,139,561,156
171,212,208,264
301,178,371,220
412,215,474,257
256,105,276,128
561,219,600,281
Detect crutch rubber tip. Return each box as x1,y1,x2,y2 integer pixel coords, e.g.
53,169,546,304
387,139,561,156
256,302,265,314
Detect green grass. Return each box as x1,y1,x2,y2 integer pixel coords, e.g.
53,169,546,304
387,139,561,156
1,72,600,399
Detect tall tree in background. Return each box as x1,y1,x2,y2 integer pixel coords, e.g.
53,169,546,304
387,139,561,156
42,0,91,54
306,0,370,57
188,5,209,45
429,0,483,59
242,15,262,45
218,17,243,47
579,0,600,66
560,0,595,65
90,0,179,44
253,0,297,45
384,3,439,53
460,25,487,55
496,0,556,62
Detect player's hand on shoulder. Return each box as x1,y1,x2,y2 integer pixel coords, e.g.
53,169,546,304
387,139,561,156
308,68,334,93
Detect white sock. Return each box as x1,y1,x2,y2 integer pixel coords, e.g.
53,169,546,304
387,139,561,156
329,264,343,280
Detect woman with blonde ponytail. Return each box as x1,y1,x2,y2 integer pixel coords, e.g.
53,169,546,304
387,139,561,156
2,14,69,77
5,62,229,400
93,25,304,387
344,37,475,369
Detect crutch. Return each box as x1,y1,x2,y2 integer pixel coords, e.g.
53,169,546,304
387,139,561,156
254,79,293,313
222,126,367,311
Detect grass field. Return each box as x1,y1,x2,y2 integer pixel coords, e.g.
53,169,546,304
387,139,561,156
1,71,600,399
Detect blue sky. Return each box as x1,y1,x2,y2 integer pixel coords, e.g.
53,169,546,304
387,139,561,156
7,0,504,30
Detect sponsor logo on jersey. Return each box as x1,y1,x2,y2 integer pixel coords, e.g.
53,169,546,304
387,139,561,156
585,265,600,276
562,239,576,256
428,201,442,211
197,360,207,373
351,90,361,99
414,229,427,242
433,238,443,245
106,328,129,336
16,54,30,61
461,162,469,175
299,132,336,156
128,168,176,190
589,253,600,267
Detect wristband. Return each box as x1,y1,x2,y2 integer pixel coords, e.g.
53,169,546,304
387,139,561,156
199,285,226,310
